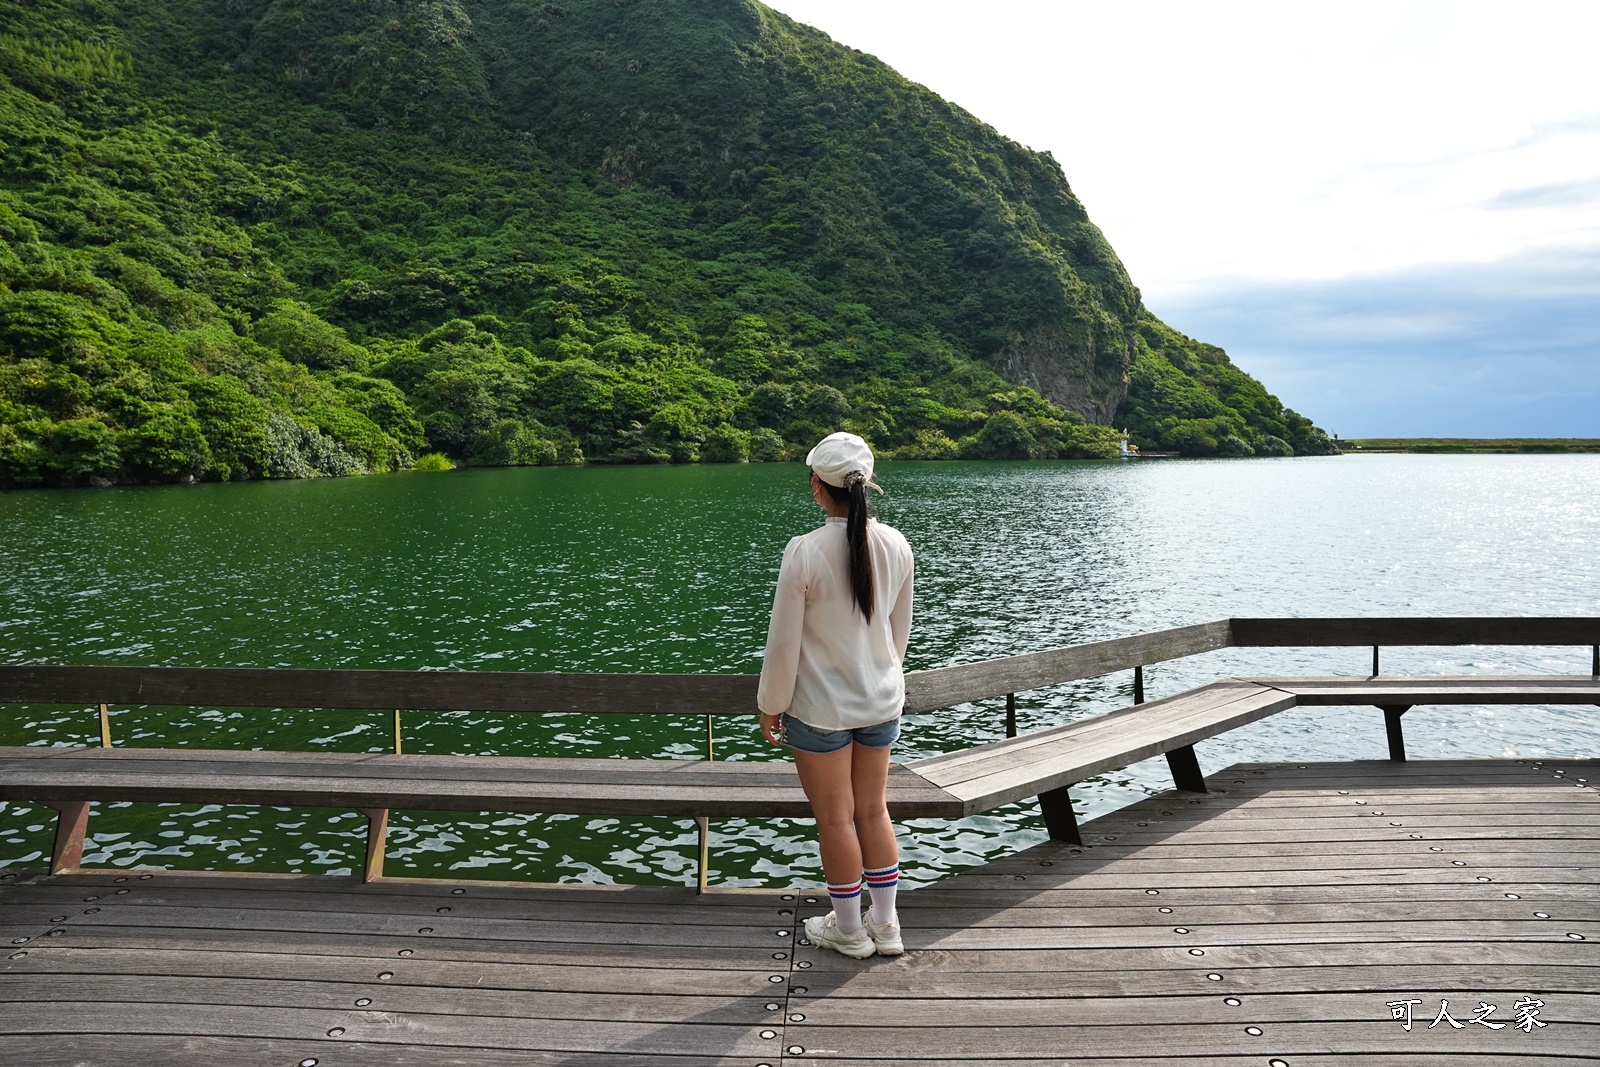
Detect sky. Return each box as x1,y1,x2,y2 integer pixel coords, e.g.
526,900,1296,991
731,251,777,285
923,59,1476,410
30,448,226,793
766,0,1600,437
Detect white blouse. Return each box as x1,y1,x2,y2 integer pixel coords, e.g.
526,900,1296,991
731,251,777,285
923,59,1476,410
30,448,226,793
757,517,915,730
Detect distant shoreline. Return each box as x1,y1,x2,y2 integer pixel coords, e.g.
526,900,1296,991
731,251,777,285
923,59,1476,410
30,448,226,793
1344,438,1600,454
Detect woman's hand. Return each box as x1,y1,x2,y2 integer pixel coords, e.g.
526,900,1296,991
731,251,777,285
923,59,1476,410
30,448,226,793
759,712,783,745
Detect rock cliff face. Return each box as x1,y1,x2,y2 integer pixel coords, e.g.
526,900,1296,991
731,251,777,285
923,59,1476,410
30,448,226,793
996,330,1134,426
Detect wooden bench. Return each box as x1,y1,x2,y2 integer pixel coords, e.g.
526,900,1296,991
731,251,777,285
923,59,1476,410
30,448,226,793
908,675,1600,844
0,746,961,881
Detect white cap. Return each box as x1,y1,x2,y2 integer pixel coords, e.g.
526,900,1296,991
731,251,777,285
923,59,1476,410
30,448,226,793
806,431,880,490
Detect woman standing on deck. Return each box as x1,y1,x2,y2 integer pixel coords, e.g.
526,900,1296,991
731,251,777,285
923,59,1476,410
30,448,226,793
758,432,915,959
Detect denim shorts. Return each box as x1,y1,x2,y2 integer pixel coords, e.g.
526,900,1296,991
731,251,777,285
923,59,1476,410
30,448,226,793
783,715,900,754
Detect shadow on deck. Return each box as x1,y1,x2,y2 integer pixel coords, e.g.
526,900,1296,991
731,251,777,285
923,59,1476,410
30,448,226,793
2,757,1597,1065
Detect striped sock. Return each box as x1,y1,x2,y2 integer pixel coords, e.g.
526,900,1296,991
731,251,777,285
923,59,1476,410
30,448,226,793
827,877,863,934
863,862,899,926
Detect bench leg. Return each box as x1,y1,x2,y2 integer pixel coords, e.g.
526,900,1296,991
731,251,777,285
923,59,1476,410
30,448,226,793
1380,705,1412,762
695,816,711,895
43,801,91,875
358,808,388,883
1166,745,1207,793
1038,787,1082,844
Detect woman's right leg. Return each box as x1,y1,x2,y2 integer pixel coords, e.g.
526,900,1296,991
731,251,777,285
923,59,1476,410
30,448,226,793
793,745,877,955
792,746,862,888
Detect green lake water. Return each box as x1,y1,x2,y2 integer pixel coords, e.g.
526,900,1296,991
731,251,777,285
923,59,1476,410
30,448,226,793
3,455,1597,887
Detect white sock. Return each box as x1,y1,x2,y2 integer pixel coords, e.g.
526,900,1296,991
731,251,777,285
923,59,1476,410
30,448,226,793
827,878,863,934
864,862,899,926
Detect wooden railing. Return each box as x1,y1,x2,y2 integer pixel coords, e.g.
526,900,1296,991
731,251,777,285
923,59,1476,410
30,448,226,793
7,617,1594,718
2,617,1596,886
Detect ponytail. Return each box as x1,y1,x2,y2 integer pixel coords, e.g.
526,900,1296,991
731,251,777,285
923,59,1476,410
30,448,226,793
822,470,875,621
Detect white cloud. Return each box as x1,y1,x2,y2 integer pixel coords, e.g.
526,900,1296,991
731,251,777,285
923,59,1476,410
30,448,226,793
1158,250,1600,436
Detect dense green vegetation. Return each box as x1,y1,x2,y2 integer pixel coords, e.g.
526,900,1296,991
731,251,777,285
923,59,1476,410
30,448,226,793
0,0,1335,489
1348,439,1600,454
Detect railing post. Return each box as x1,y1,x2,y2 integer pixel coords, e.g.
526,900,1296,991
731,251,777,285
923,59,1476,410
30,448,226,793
1037,786,1081,844
1380,704,1411,761
393,709,403,756
98,703,111,748
43,801,90,874
1004,693,1016,738
358,808,388,882
1592,644,1598,677
1372,645,1380,677
696,714,714,894
1133,665,1144,704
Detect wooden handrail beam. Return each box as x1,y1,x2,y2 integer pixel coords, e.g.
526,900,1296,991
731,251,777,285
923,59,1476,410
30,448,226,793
3,619,1597,720
1230,617,1600,647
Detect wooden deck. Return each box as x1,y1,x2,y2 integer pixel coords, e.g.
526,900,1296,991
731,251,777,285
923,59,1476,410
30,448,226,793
2,757,1596,1065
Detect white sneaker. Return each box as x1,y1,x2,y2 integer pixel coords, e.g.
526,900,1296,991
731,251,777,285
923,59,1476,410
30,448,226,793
864,911,903,956
802,911,876,959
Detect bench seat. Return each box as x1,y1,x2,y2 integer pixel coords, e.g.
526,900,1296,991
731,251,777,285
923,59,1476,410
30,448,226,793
909,680,1296,817
0,746,962,820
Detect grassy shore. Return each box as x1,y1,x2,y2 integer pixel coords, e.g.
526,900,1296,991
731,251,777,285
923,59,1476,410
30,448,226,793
1346,438,1600,454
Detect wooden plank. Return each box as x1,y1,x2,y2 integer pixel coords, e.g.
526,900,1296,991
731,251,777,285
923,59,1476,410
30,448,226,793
938,865,1600,890
0,946,789,996
780,1019,1600,1059
844,918,1598,950
791,937,1590,974
931,689,1301,811
0,974,777,1025
0,1002,781,1056
1,923,789,971
910,681,1269,777
902,619,1234,710
0,664,759,715
51,904,795,949
12,870,789,906
0,886,794,928
911,882,1600,907
0,1036,771,1067
1257,675,1600,704
1230,616,1600,647
887,899,1595,928
786,991,1600,1028
780,963,1600,998
0,749,963,819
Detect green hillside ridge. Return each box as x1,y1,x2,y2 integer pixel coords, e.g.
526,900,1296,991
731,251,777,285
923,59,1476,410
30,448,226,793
0,0,1337,489
1348,439,1600,454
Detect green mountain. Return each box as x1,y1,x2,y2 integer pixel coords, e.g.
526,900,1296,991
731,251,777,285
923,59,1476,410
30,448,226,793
0,0,1337,488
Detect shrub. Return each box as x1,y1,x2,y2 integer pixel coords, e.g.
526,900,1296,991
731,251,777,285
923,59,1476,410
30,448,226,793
895,428,959,460
255,300,366,370
748,426,785,462
471,418,557,465
262,412,367,478
45,418,120,481
963,411,1035,460
1217,434,1255,458
117,408,213,479
413,452,453,471
700,423,749,462
1256,434,1294,458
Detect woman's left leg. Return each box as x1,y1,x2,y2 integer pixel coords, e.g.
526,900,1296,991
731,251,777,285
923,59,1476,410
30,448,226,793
849,740,896,871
